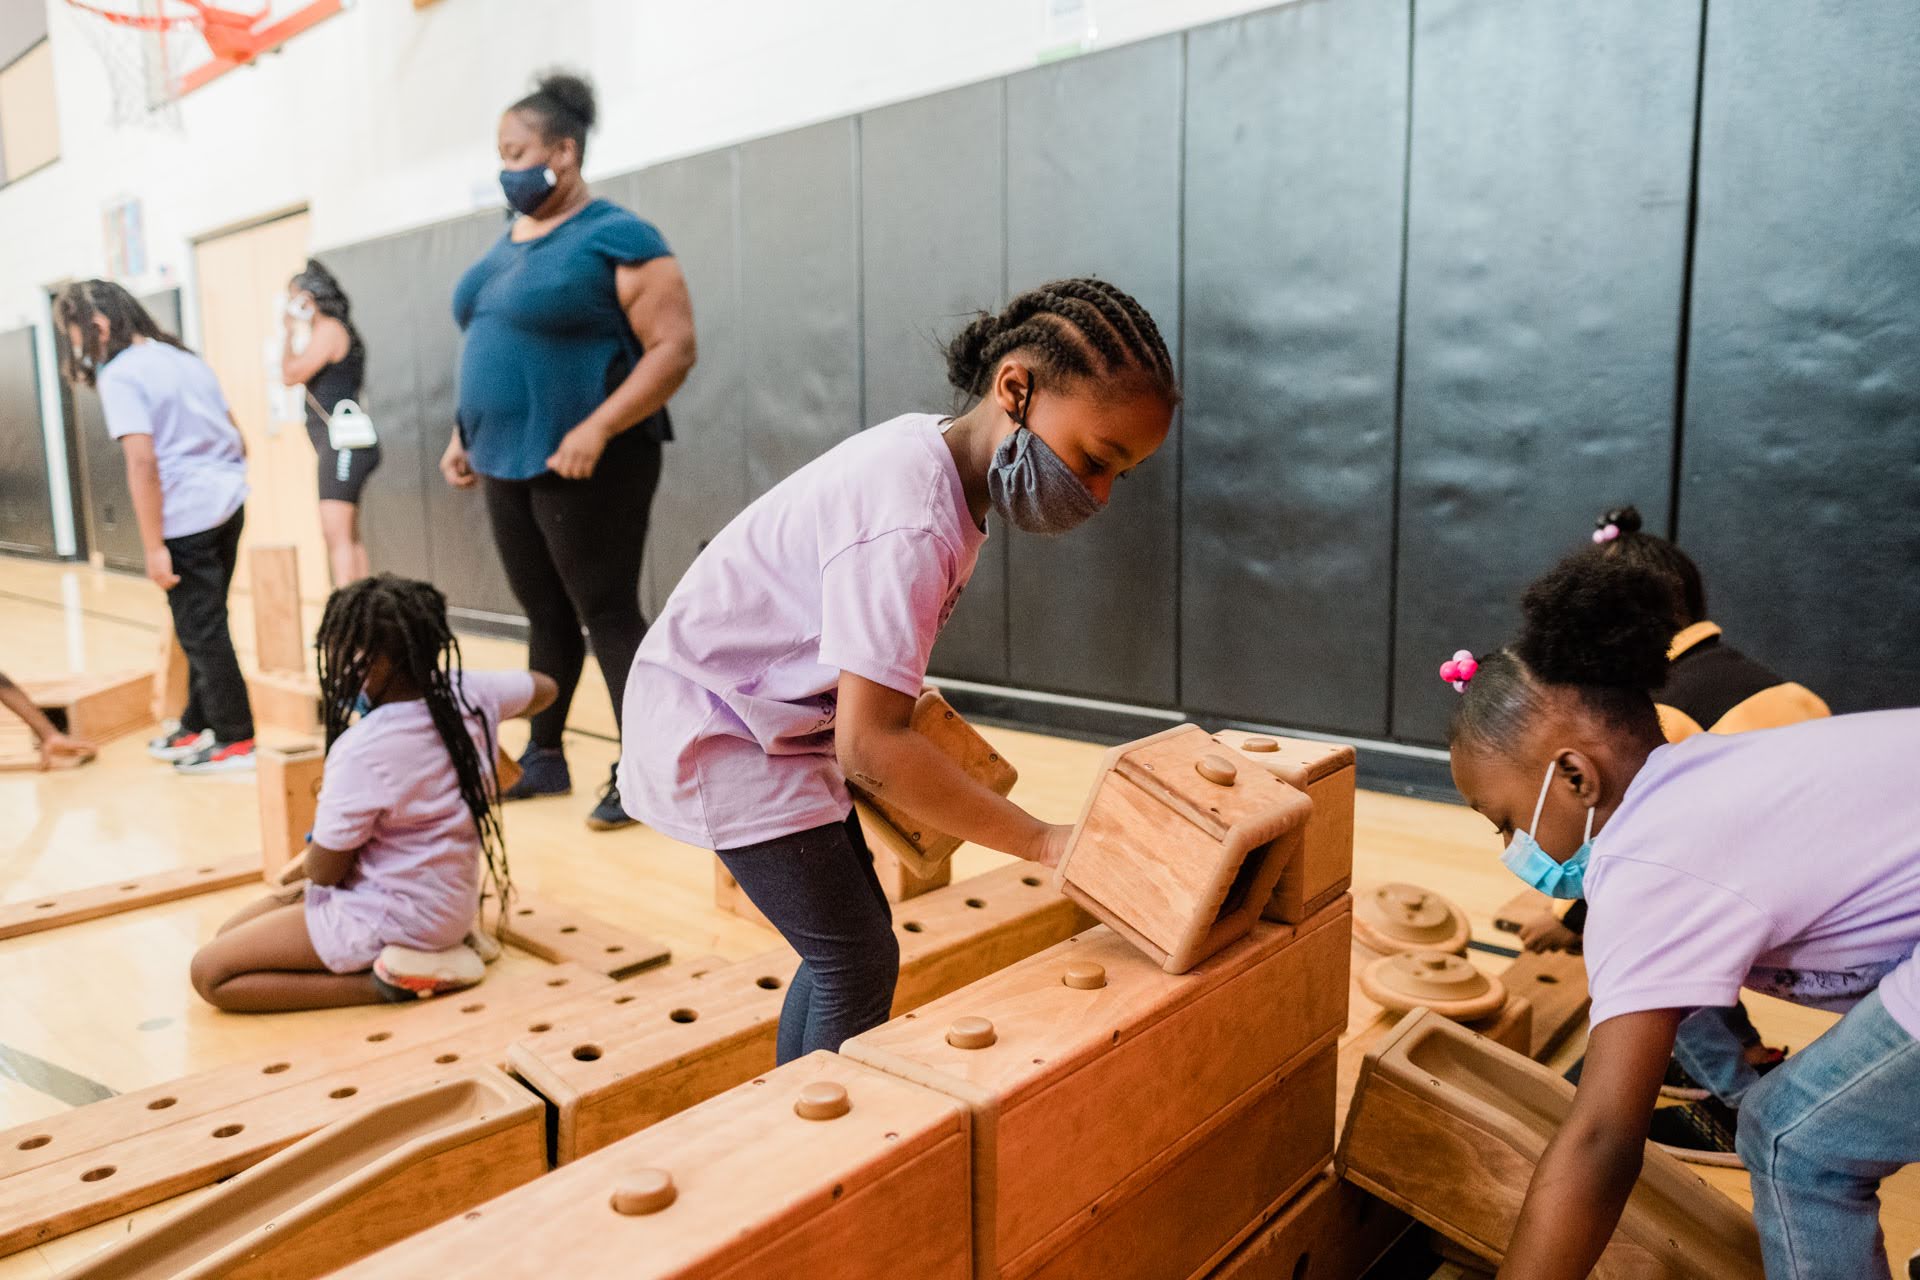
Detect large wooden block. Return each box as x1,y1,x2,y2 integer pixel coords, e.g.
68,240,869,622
1056,724,1310,973
1204,1169,1412,1280
6,671,153,745
249,544,308,676
339,1052,973,1280
258,741,325,882
247,669,322,735
1212,731,1358,925
1499,946,1590,1059
1336,1009,1762,1278
55,1069,546,1280
843,896,1352,1279
849,688,1019,878
479,889,671,980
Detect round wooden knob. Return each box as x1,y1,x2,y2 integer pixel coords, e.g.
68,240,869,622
1062,961,1106,990
946,1016,997,1049
793,1081,851,1121
1239,736,1281,753
1195,754,1238,786
1353,882,1471,955
610,1169,677,1215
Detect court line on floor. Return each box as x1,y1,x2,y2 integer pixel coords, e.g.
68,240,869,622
0,1041,117,1107
0,587,162,634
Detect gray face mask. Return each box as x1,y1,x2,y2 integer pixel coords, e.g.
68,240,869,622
986,383,1102,535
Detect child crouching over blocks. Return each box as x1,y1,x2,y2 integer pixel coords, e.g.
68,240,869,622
191,576,554,1010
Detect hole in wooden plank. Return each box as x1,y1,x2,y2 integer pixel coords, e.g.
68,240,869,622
669,1009,697,1024
573,1045,602,1062
1534,974,1560,985
330,1087,358,1099
460,1004,485,1013
35,902,54,909
516,908,534,916
81,1166,115,1182
436,1054,459,1064
1021,877,1041,887
613,995,635,1005
119,884,138,892
756,976,782,990
528,1022,552,1033
366,1032,392,1042
18,1135,50,1150
262,1063,290,1074
146,1098,176,1111
212,1125,243,1138
831,1184,844,1200
902,922,923,933
965,899,985,909
559,926,578,935
548,978,569,987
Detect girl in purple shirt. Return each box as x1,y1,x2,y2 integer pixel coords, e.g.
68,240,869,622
622,279,1178,1061
1446,553,1920,1278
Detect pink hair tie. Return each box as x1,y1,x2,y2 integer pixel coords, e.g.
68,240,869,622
1438,649,1479,693
1592,523,1621,544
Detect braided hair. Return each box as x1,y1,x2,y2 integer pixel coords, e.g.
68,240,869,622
290,258,363,354
1450,553,1673,757
54,280,190,388
316,575,510,916
1589,505,1706,629
944,278,1179,408
511,69,596,161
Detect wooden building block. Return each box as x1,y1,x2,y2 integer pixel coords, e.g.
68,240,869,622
849,688,1018,878
1213,731,1357,925
1204,1169,1412,1280
154,623,190,723
1056,725,1311,973
9,671,153,745
1336,1009,1763,1278
247,669,322,735
258,741,325,882
54,1069,545,1280
1469,995,1533,1059
0,859,259,943
338,1052,973,1280
1493,888,1556,934
479,889,671,980
249,544,308,676
843,897,1352,1279
1499,946,1590,1059
514,863,1090,1162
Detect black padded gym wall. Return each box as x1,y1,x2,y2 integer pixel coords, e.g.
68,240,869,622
603,149,747,621
1180,0,1409,739
861,80,1010,684
70,288,181,572
738,120,862,501
1389,0,1702,744
1004,36,1183,706
0,325,53,555
1678,0,1920,713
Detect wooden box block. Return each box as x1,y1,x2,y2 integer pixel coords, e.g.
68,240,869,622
843,896,1352,1279
250,544,308,676
339,1053,973,1280
850,688,1018,879
1056,724,1311,973
1204,1168,1412,1280
1336,1009,1762,1278
247,670,322,736
258,741,325,882
7,671,153,746
57,1069,546,1280
1212,731,1357,924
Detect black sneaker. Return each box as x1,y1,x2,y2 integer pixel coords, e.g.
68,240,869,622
502,744,570,800
587,766,637,831
1649,1098,1744,1168
1659,1058,1712,1102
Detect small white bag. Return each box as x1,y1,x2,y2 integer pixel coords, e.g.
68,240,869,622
308,390,378,450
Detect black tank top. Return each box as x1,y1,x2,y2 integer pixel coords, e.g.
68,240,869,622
304,329,366,448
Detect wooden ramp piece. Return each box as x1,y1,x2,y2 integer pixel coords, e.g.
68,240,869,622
0,859,259,942
843,897,1352,1280
1204,1168,1411,1280
1336,1008,1763,1279
481,890,671,979
1498,945,1590,1059
55,1068,545,1280
339,1052,972,1280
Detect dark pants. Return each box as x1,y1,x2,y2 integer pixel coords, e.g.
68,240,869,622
718,811,899,1062
482,435,661,749
165,508,253,742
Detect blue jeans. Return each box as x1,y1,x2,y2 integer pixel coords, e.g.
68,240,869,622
717,810,899,1063
1673,1005,1764,1106
1736,988,1920,1279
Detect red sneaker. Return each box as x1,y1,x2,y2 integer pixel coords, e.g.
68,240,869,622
174,738,256,775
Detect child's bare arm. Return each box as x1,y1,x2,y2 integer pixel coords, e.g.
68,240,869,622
303,842,359,887
0,672,95,767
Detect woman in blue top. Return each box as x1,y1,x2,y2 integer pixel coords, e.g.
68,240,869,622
444,71,698,831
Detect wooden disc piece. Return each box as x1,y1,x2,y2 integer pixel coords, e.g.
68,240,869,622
1353,882,1472,955
1358,950,1508,1020
1062,961,1107,990
793,1080,851,1121
610,1169,677,1215
1194,754,1239,786
946,1016,997,1050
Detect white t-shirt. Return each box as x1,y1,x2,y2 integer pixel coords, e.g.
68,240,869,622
97,341,248,540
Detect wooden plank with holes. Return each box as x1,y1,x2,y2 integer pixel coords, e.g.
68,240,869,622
1204,1168,1412,1280
250,545,308,676
1336,1010,1762,1278
0,859,259,943
53,1070,547,1280
1498,946,1590,1059
258,742,325,882
338,1053,972,1280
842,898,1352,1279
479,891,671,979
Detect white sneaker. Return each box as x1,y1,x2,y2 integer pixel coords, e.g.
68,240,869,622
373,943,486,1000
148,727,211,762
464,927,503,965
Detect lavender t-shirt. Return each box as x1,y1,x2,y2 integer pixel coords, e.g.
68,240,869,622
304,670,533,972
620,415,987,850
97,341,248,540
1583,709,1920,1038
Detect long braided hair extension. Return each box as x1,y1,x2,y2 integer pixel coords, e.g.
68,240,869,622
316,575,510,917
54,280,190,388
944,277,1180,406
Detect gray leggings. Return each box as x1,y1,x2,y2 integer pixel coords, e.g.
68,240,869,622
717,811,899,1061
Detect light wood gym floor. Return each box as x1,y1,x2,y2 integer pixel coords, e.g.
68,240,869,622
1,554,1914,1276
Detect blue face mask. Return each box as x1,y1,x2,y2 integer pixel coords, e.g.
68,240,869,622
499,163,558,216
1499,761,1595,899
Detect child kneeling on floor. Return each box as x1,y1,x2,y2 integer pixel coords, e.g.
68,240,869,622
191,575,554,1011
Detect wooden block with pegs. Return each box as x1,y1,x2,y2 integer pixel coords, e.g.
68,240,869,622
479,890,671,980
258,741,325,883
1213,730,1357,924
1337,1009,1762,1278
1055,724,1310,973
842,897,1352,1279
53,1069,546,1280
848,688,1018,880
336,1052,973,1280
0,859,259,943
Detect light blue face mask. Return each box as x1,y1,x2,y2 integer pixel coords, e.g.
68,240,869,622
1499,760,1594,899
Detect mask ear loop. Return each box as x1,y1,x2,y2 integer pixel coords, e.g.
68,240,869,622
1012,373,1036,431
1528,759,1556,835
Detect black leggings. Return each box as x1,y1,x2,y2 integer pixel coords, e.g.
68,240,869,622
166,508,253,742
482,434,661,749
